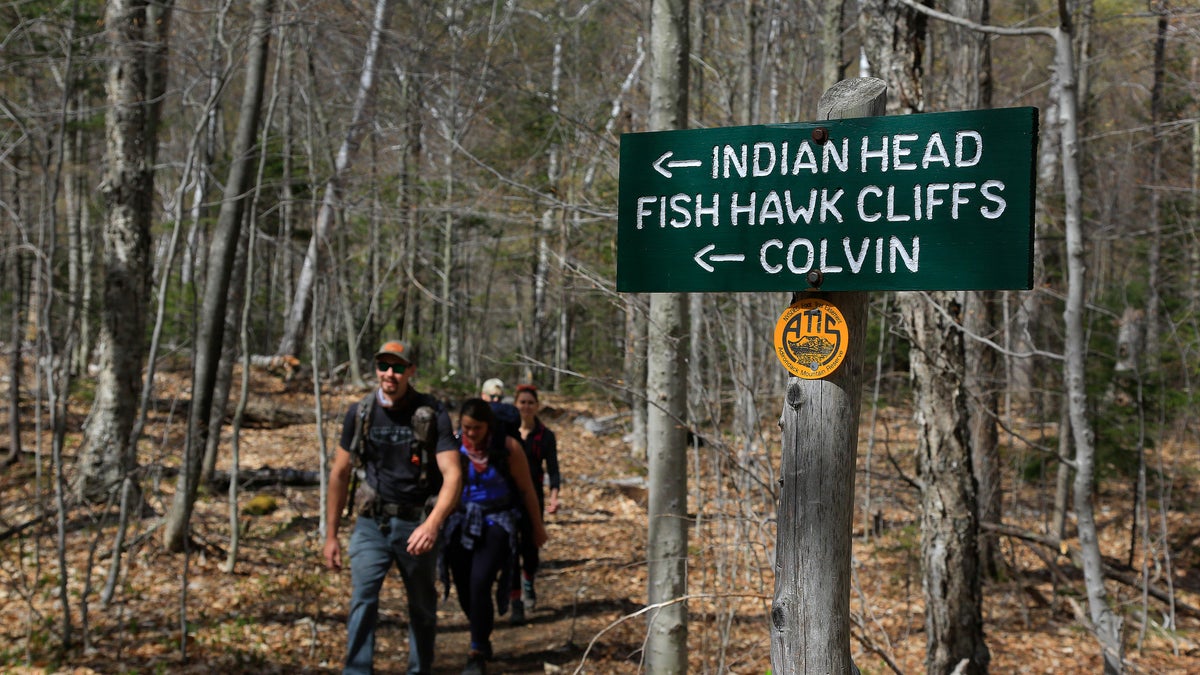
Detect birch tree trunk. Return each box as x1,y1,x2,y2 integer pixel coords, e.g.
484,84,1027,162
1054,5,1125,670
276,0,395,358
164,0,275,552
5,174,25,467
645,0,689,671
75,0,175,502
398,67,423,347
625,297,649,460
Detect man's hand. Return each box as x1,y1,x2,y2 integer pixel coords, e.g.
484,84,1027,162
324,538,343,571
547,493,560,515
407,521,438,555
325,446,353,572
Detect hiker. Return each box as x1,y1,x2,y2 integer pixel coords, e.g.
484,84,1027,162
443,398,548,675
508,383,560,624
323,341,463,675
480,377,521,440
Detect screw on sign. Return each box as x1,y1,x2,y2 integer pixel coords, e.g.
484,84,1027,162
773,298,849,379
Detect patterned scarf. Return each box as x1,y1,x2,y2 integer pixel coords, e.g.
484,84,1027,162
463,437,489,471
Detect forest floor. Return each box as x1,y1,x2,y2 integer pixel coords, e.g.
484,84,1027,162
2,363,1200,674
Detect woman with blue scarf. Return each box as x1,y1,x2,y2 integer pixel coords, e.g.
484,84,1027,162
443,398,547,675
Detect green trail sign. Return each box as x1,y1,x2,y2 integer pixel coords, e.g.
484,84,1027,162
617,107,1038,293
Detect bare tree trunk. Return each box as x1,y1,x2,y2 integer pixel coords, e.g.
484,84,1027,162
645,0,689,671
860,3,989,671
625,298,649,460
223,225,256,574
1143,1,1169,364
965,289,1002,576
65,91,88,376
817,0,846,90
76,0,175,503
399,70,422,346
440,165,456,368
199,228,250,484
6,225,24,467
1054,5,1125,669
272,34,297,351
277,0,395,358
1052,401,1071,541
943,0,1003,581
203,12,291,482
555,200,571,391
1013,22,1066,412
904,291,990,674
1192,58,1199,317
48,354,73,650
164,0,275,552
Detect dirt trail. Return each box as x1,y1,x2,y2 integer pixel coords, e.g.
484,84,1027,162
3,372,1198,674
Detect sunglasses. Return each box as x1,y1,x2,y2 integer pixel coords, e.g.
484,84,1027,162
376,361,410,373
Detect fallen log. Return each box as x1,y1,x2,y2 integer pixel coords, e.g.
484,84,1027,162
207,466,321,490
985,521,1200,618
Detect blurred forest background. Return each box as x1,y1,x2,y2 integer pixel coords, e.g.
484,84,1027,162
2,0,1200,673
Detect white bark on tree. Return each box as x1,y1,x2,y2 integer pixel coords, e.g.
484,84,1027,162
625,297,649,460
645,0,689,672
76,0,174,503
817,0,846,90
1055,6,1126,670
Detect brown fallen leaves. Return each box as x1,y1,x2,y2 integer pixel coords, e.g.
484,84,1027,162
1,367,1198,673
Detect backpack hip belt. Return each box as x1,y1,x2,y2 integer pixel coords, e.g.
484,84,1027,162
368,501,427,521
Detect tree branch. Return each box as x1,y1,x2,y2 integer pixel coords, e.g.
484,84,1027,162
895,0,1056,38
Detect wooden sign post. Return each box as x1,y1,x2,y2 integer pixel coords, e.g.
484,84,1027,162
768,77,883,672
769,78,883,675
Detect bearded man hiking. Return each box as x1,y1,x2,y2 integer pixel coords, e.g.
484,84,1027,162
324,341,463,675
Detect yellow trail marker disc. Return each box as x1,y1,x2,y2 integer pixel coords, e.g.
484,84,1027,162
773,298,849,379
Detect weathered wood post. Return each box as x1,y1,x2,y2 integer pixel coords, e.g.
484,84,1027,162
770,77,886,674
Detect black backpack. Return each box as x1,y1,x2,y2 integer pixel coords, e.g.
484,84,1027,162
490,401,521,441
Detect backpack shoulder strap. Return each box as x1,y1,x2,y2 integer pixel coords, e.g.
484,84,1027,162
411,401,438,491
488,431,518,493
344,391,376,519
349,392,376,464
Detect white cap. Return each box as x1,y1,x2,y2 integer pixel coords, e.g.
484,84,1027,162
481,378,504,397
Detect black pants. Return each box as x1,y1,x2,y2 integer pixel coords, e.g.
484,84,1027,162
446,522,511,650
516,509,539,582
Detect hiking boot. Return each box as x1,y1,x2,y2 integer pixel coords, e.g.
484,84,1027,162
522,578,537,609
462,650,488,675
510,598,526,625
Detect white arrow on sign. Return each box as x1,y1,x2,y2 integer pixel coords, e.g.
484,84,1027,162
694,244,746,273
653,151,703,178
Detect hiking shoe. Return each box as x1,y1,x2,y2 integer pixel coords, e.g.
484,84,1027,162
462,650,488,675
522,578,537,608
510,598,526,625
